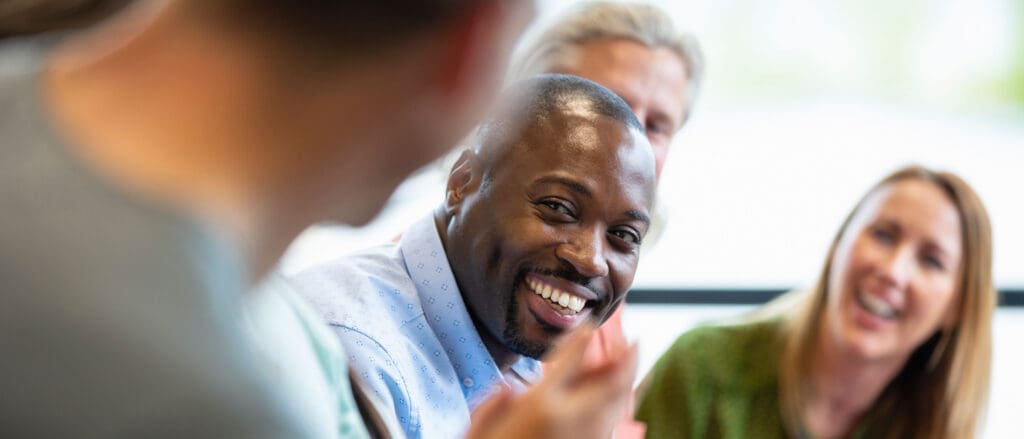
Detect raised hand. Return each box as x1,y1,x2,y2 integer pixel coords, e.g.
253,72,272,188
467,325,638,439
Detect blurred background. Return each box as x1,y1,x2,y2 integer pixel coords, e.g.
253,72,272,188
285,0,1024,289
281,0,1024,436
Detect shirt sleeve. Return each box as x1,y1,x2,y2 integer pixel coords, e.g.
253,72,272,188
275,285,374,438
334,325,418,438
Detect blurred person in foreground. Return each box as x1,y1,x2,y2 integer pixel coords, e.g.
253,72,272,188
288,74,655,438
636,166,995,439
0,0,647,436
512,3,703,436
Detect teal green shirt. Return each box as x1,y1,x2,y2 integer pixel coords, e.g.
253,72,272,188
242,277,371,438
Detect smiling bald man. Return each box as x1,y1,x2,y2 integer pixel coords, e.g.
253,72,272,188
287,74,657,439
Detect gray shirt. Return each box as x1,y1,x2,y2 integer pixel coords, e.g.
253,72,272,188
0,36,307,438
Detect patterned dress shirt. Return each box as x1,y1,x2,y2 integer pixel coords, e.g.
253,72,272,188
288,215,542,439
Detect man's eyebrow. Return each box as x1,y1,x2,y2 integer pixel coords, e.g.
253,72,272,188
625,209,651,226
534,176,591,197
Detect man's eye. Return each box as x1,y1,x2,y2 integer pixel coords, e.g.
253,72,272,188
646,122,666,136
610,229,641,245
540,200,573,216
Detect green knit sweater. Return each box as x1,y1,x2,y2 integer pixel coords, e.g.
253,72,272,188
636,319,872,439
636,319,788,438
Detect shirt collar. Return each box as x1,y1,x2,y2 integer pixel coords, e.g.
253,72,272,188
399,215,541,407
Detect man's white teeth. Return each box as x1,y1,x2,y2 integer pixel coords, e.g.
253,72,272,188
527,278,586,314
558,294,570,308
858,290,897,319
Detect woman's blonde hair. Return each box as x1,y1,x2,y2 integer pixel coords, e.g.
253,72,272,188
777,165,995,439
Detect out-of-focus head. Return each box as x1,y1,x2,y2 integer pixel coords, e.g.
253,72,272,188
186,0,535,225
818,167,994,366
439,74,657,359
783,166,994,438
512,2,703,176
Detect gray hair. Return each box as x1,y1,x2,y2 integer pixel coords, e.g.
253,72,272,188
512,1,704,125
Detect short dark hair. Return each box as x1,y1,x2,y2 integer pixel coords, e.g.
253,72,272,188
474,74,645,170
200,0,483,57
487,73,642,132
525,73,642,130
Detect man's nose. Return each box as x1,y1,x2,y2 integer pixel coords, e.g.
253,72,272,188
555,227,610,279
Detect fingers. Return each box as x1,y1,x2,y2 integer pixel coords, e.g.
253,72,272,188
581,329,607,366
581,310,629,370
601,316,628,354
466,326,637,439
466,388,513,438
470,388,512,424
539,324,597,387
570,342,638,402
560,343,639,439
543,324,635,398
589,319,630,367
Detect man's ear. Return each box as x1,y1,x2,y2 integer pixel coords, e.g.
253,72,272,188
444,149,479,214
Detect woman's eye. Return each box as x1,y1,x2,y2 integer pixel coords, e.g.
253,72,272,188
922,255,945,271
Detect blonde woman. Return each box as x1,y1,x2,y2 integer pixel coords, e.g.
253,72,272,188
636,166,995,439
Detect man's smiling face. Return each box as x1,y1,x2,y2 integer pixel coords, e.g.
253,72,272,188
443,97,656,359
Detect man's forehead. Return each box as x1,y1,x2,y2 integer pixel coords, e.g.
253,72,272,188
501,119,655,195
515,109,634,150
555,95,614,120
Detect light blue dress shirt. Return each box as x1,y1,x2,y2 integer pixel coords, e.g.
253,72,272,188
289,215,542,439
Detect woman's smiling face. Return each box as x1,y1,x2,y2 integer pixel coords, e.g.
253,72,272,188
824,178,963,363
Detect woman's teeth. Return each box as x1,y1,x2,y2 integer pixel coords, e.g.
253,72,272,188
857,290,898,319
527,278,586,314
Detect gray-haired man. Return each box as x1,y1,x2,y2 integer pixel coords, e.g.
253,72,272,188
515,1,704,176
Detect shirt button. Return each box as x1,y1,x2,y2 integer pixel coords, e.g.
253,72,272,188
462,377,474,388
